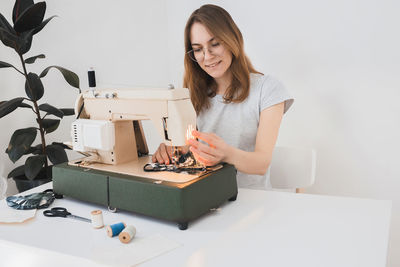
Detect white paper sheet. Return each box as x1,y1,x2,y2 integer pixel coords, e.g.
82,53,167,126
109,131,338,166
0,200,36,223
91,233,181,267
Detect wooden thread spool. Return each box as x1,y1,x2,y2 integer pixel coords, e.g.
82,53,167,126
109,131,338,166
106,222,126,237
90,210,104,229
119,225,136,244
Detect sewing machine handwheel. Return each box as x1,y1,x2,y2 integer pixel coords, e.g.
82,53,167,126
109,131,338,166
228,194,237,201
178,222,188,230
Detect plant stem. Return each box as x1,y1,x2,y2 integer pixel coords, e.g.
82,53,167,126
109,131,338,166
18,54,49,176
11,65,25,76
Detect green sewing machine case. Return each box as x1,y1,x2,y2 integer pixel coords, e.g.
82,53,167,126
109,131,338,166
52,163,237,230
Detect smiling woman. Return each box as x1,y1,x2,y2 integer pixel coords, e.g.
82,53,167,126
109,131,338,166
153,4,294,189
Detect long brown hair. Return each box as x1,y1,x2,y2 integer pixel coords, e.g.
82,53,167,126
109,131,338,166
183,4,261,114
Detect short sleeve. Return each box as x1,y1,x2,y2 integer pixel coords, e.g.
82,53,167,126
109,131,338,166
259,75,294,114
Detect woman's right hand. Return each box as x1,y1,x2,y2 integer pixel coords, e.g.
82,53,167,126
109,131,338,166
151,143,173,164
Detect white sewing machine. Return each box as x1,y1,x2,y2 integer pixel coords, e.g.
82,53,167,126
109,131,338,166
68,87,201,183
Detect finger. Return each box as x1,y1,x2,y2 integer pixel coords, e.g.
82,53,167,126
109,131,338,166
154,146,166,164
190,146,216,163
182,145,190,154
187,139,199,149
152,154,156,162
192,130,215,146
190,140,216,155
166,145,173,157
155,151,164,164
209,134,219,147
191,150,215,166
160,144,170,165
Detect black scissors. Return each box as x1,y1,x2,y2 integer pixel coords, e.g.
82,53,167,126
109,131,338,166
143,162,207,174
43,207,91,223
143,163,176,172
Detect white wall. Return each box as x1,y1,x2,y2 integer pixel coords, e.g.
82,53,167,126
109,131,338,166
1,0,399,266
165,1,400,266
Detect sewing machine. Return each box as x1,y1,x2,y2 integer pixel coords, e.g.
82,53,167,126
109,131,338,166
52,86,237,230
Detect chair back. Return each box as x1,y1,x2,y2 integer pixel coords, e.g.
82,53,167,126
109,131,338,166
270,146,316,190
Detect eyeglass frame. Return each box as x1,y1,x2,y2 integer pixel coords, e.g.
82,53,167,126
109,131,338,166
186,40,226,62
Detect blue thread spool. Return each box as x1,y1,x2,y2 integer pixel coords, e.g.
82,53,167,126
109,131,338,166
106,222,126,237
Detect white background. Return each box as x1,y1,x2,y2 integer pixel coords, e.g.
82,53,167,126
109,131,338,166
0,0,399,266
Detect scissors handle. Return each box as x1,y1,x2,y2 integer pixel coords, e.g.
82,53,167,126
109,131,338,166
43,207,91,223
143,163,165,172
43,207,71,217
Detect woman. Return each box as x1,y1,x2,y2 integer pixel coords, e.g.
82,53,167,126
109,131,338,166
152,4,293,189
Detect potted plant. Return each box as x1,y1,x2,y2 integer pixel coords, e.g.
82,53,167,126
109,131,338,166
0,0,80,192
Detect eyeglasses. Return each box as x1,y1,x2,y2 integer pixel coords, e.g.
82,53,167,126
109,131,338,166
187,41,225,62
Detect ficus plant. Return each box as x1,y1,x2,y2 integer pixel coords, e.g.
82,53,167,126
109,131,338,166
0,0,80,181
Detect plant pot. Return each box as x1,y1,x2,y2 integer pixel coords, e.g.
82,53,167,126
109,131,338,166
12,167,53,193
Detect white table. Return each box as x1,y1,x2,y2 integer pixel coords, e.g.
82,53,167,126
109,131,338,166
0,182,392,267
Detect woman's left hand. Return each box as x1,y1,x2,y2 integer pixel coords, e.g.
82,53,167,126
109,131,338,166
187,130,232,166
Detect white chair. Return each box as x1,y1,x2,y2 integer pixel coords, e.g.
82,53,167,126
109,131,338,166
269,146,317,193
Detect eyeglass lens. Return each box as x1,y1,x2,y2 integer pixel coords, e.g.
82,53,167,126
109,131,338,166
188,42,224,62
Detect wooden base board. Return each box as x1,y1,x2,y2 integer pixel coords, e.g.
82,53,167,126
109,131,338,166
68,156,209,183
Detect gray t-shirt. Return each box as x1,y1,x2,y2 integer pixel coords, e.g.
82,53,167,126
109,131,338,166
197,73,294,189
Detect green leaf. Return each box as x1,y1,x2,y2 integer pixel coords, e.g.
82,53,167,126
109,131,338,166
0,61,15,68
0,97,24,118
0,60,23,74
25,54,45,64
25,144,42,155
7,127,37,163
60,108,75,116
52,142,71,150
19,102,33,109
0,13,16,34
7,165,25,178
16,29,34,55
42,119,60,134
40,66,80,89
25,154,46,180
14,2,46,33
46,144,68,165
0,61,13,68
13,0,34,24
25,72,44,100
39,103,64,118
0,14,17,50
0,26,34,54
32,15,56,35
0,27,18,50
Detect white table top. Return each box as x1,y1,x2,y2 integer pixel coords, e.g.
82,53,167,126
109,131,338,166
0,182,392,267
